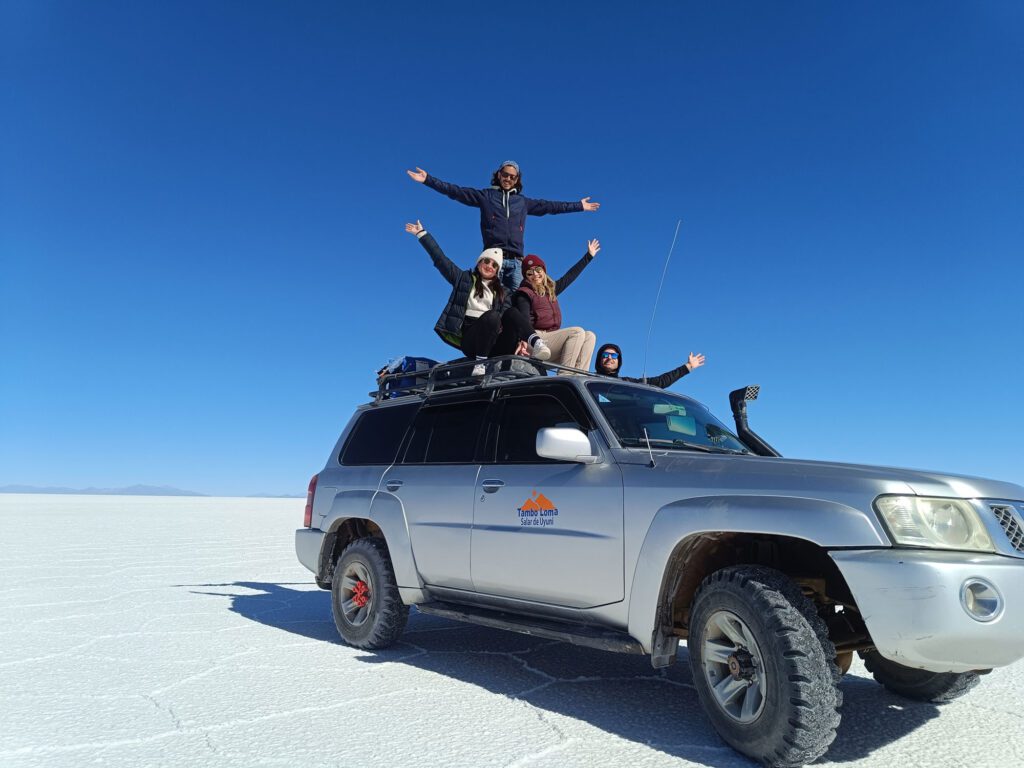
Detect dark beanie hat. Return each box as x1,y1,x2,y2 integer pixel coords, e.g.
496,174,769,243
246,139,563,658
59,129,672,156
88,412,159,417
523,254,547,273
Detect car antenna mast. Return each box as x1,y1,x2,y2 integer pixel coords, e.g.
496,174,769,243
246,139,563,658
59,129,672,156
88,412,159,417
642,427,657,468
642,219,682,384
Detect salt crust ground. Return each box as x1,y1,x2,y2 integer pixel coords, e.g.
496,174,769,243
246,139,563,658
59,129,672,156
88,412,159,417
1,495,1021,768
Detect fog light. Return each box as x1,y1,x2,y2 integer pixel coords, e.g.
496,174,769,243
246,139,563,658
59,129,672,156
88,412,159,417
960,579,1003,622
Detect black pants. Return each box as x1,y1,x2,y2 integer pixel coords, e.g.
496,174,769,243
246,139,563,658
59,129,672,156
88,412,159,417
461,307,534,358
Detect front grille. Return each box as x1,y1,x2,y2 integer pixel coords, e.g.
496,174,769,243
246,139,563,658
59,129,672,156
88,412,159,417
990,505,1024,553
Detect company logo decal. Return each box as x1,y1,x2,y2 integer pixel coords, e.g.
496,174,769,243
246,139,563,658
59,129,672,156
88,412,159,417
518,491,559,527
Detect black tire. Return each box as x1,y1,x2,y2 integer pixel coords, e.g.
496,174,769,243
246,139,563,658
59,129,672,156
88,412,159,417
688,565,842,768
331,537,409,649
860,650,983,703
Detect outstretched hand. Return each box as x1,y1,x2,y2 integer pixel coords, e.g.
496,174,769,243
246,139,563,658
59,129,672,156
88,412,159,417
405,220,424,236
406,167,427,183
587,239,601,257
581,196,600,212
687,352,706,371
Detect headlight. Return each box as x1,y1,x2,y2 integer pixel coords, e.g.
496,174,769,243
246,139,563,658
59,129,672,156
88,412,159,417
875,496,996,552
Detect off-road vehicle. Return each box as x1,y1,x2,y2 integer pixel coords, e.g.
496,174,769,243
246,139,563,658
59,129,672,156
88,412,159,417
295,357,1024,767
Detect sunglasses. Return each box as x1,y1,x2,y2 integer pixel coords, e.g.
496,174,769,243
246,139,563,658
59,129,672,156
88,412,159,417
498,170,519,180
479,258,499,268
600,352,619,360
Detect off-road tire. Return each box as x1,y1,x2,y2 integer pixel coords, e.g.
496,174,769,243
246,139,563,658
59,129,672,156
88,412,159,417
688,565,842,768
861,650,983,703
331,537,409,649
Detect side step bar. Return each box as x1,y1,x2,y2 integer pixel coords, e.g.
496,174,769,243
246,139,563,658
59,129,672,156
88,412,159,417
415,601,645,655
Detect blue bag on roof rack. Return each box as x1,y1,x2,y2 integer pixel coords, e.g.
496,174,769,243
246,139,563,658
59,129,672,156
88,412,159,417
377,356,439,399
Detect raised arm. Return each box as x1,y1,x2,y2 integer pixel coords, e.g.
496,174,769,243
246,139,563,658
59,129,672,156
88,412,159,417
405,220,462,286
407,167,487,208
554,239,600,294
645,352,706,389
525,195,599,216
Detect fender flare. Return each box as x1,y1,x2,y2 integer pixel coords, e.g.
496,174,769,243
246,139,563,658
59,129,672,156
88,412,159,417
626,495,888,654
319,490,422,590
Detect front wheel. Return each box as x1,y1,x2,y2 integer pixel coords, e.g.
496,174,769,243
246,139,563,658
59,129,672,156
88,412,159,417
331,537,409,649
688,566,842,768
861,650,983,702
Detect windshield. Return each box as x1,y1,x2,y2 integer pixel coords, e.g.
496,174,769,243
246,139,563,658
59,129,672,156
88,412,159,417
585,381,752,455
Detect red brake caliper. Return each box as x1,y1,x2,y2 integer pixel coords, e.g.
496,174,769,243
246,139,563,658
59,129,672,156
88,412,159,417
351,580,370,608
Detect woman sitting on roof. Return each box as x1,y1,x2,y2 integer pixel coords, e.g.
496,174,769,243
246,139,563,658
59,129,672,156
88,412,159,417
512,242,600,372
405,220,552,363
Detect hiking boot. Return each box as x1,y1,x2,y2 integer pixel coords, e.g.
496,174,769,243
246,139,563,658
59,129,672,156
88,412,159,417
531,338,552,361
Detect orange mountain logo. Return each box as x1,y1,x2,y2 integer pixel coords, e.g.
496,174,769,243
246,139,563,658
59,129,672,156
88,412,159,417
519,491,556,511
517,491,559,527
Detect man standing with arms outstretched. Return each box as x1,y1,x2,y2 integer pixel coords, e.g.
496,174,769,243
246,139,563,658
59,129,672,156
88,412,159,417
407,160,600,292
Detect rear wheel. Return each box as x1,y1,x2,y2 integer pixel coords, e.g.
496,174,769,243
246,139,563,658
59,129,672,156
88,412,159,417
331,537,409,649
688,566,841,768
861,650,983,702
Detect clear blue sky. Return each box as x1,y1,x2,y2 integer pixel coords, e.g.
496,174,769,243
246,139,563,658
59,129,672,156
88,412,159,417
2,1,1022,496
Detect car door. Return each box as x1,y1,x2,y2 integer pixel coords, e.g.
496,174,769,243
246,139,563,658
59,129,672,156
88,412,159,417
378,395,489,591
470,383,624,607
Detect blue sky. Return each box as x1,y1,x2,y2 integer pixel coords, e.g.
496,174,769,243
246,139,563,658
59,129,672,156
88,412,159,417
2,1,1022,496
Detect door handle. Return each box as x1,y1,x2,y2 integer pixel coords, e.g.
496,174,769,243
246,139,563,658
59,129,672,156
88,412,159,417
481,479,505,493
385,480,403,492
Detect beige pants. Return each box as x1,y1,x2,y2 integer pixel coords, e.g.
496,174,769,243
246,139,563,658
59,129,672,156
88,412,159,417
537,327,596,373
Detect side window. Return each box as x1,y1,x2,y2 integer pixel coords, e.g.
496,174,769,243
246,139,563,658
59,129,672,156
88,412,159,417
495,395,581,463
402,401,489,464
340,404,419,465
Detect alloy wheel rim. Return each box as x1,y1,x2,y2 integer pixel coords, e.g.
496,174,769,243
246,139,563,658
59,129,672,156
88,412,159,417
339,562,373,627
702,609,766,723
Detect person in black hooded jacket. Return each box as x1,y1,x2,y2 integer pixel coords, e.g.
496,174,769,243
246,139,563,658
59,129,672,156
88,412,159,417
594,343,706,389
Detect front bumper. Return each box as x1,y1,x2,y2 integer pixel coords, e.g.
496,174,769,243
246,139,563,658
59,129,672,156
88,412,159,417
831,548,1024,673
295,528,325,575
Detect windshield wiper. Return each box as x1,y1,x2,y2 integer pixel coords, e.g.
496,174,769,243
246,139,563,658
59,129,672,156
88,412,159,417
619,437,749,455
672,439,751,455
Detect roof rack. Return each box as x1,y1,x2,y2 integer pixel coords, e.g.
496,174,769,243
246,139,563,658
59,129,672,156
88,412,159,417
370,355,601,402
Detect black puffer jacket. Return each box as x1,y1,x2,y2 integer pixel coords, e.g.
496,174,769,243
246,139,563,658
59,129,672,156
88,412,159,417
424,175,583,255
417,232,510,349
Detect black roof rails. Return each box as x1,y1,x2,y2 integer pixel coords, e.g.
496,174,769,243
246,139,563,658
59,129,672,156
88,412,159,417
370,355,600,402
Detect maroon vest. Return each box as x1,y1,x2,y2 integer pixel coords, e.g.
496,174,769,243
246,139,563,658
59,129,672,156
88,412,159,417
518,284,562,331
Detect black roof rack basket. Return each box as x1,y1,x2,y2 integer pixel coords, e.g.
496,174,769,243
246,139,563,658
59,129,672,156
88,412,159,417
370,355,599,402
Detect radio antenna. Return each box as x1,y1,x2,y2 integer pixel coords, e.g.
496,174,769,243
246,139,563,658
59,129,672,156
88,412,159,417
642,219,682,383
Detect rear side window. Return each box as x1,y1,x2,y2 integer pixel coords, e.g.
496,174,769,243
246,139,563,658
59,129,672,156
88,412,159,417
340,404,419,465
402,401,489,464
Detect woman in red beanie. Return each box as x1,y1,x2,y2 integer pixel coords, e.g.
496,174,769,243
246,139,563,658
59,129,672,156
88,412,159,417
513,240,600,372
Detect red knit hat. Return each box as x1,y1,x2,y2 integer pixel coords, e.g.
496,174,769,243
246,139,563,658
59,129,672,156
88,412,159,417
523,254,547,273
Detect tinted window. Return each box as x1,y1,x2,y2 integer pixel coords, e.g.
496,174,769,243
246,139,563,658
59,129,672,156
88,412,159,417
496,395,581,463
402,401,489,464
340,404,419,465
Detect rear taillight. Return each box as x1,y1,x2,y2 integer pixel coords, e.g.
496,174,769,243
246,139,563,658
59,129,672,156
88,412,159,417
303,474,318,527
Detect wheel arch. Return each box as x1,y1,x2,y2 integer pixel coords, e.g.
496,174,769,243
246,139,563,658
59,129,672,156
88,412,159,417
627,495,883,657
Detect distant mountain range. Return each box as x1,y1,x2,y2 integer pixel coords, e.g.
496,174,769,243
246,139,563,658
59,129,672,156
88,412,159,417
0,485,304,498
1,484,209,496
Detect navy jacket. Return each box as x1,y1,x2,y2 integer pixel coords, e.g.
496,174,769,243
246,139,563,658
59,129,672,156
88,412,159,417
417,231,511,349
424,175,584,256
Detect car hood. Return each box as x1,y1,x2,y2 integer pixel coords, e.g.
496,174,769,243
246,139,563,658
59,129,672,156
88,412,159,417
626,450,1024,503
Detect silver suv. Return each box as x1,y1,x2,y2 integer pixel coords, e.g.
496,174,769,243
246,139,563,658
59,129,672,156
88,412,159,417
295,358,1024,768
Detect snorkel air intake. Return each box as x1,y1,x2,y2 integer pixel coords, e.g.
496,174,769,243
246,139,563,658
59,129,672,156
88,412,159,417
729,385,781,458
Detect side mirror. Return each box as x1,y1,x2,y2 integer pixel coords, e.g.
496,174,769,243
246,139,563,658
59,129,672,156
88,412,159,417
536,427,599,464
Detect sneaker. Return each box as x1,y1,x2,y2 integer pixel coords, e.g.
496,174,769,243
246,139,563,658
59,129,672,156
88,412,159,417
531,338,552,361
472,363,486,376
